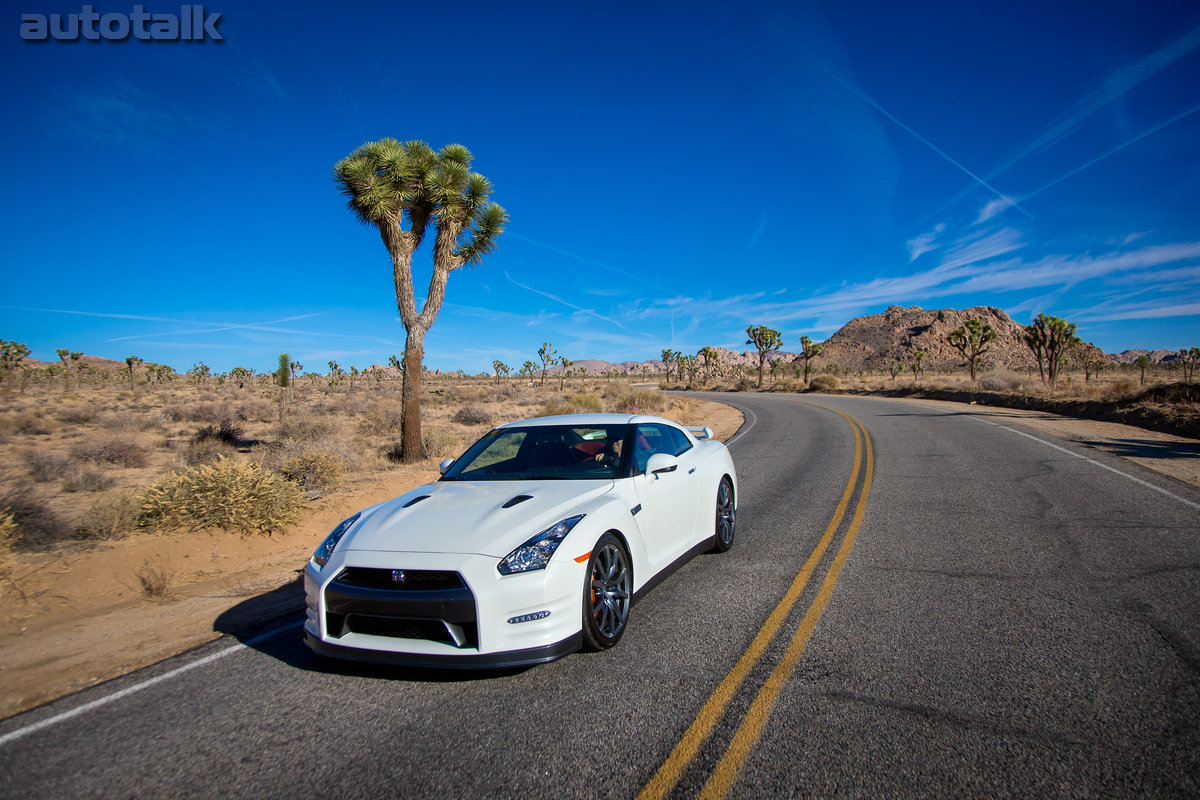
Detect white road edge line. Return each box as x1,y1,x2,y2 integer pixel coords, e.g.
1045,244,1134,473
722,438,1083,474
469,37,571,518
0,620,296,748
726,403,758,447
903,400,1200,511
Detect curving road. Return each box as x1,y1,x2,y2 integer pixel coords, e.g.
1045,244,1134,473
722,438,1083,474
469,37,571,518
2,394,1199,798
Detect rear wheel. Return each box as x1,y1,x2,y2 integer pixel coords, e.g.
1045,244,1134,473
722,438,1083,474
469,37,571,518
581,534,631,651
709,476,736,553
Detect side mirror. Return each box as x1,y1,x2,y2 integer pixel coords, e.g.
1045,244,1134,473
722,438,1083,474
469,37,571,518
438,457,455,475
645,452,679,479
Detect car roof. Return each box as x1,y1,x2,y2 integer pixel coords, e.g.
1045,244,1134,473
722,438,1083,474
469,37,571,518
498,413,680,428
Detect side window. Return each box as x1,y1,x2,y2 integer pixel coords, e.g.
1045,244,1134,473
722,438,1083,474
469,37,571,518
666,426,693,457
634,424,689,472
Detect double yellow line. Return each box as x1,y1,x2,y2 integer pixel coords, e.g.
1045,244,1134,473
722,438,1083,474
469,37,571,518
637,405,874,800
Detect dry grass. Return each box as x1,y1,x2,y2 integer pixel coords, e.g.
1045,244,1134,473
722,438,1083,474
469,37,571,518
134,559,178,601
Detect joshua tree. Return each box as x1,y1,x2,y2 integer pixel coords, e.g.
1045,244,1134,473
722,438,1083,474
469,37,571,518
1083,353,1106,383
699,346,720,384
1136,355,1151,386
797,335,823,385
537,342,558,386
1179,347,1199,383
559,358,573,391
887,359,902,381
746,325,782,388
188,362,210,385
946,317,997,382
910,349,925,380
334,138,507,462
276,353,292,402
492,359,510,385
55,348,78,392
349,365,360,392
230,366,252,389
660,348,682,383
124,356,142,390
1023,314,1080,388
520,360,536,380
327,360,345,389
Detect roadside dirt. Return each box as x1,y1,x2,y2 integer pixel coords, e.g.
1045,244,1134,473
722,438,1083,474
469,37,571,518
0,399,745,719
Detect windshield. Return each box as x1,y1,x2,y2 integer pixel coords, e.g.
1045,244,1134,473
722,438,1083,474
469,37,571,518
441,424,629,481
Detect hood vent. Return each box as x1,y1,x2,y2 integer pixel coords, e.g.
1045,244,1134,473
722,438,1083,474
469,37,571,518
402,495,431,508
501,494,533,509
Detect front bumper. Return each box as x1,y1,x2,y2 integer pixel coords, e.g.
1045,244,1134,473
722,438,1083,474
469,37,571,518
303,549,584,667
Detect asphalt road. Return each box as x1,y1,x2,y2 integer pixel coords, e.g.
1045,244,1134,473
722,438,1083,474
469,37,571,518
2,394,1198,798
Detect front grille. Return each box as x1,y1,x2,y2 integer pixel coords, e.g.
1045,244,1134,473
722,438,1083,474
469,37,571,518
335,567,464,591
323,568,479,649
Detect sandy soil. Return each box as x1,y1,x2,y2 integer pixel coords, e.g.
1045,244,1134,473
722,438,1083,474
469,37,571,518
0,398,745,719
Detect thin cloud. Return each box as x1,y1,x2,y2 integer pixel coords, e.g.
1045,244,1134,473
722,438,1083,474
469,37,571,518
508,233,652,287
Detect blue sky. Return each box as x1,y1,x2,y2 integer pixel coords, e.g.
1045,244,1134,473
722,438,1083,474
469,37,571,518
2,0,1199,375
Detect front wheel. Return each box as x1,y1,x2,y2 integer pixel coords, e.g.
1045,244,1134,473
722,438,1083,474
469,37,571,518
581,534,632,651
709,476,736,553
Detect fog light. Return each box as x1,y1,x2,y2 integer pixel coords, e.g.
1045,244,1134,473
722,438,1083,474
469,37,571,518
507,610,551,624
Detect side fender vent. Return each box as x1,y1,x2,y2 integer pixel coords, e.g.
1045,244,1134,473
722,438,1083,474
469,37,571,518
402,495,430,508
502,495,532,509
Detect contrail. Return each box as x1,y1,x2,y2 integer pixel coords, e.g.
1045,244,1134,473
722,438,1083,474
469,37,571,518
508,233,652,286
504,271,641,334
810,56,1034,219
1019,100,1200,203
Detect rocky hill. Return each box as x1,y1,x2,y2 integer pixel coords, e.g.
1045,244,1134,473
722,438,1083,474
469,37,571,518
1108,349,1180,365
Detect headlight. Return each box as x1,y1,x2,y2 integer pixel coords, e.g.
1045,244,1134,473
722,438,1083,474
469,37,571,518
311,512,361,568
497,515,585,575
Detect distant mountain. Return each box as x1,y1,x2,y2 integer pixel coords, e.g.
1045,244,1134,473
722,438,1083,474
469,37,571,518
1108,349,1180,365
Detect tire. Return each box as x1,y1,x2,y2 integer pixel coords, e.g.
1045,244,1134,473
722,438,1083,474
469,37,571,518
581,534,632,651
709,476,736,553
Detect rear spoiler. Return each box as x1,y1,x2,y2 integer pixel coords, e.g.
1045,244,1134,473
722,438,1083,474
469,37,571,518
685,425,714,441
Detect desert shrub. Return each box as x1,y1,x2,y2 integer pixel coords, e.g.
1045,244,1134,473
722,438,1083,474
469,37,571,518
140,458,304,535
24,450,69,482
358,402,404,436
1105,378,1139,402
75,492,140,540
135,560,177,601
423,428,463,459
276,415,335,441
0,483,70,551
809,374,841,391
56,404,98,425
452,405,493,426
165,401,228,423
568,393,603,412
614,390,667,414
280,450,345,495
539,399,574,417
0,412,54,436
70,437,149,468
382,442,404,463
183,437,236,466
61,464,115,493
979,374,1021,393
233,397,276,423
192,419,244,447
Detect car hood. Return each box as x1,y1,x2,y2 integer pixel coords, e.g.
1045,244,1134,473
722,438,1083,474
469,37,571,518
343,479,615,557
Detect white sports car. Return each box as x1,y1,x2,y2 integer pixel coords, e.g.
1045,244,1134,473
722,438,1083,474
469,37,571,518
303,413,738,668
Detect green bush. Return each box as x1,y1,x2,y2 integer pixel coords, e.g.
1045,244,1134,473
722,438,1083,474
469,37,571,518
140,458,303,535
